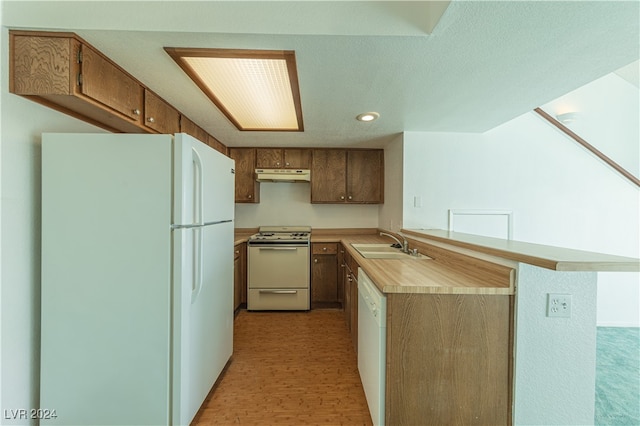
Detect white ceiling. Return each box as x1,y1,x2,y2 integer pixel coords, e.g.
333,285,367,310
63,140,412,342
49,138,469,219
4,1,639,148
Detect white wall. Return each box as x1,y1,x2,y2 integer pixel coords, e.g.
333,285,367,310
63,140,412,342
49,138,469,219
234,183,379,229
378,133,403,232
0,2,4,416
513,264,597,425
0,25,105,422
403,110,639,326
542,72,639,179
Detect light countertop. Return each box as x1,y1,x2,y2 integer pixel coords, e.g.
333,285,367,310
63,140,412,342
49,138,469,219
403,229,640,272
312,232,514,295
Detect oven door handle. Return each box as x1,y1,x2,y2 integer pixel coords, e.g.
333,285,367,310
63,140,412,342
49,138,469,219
257,247,299,250
259,290,298,294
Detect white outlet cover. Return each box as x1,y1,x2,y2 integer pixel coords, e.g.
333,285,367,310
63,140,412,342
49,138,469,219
547,293,572,318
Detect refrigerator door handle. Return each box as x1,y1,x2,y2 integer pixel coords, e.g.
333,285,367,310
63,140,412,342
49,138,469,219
192,227,203,303
192,147,204,226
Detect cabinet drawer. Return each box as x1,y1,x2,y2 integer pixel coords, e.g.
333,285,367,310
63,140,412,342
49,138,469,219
248,289,310,310
313,243,338,255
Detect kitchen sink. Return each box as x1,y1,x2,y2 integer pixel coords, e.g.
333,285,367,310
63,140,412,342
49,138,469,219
351,243,431,260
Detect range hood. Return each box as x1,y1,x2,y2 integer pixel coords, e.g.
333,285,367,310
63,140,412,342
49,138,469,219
255,168,310,183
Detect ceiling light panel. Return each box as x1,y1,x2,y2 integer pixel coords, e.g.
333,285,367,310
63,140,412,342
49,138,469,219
165,48,303,131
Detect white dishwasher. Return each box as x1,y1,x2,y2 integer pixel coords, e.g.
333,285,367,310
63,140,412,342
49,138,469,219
357,268,387,426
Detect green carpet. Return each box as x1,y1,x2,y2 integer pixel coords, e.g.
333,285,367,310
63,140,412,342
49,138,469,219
595,327,640,425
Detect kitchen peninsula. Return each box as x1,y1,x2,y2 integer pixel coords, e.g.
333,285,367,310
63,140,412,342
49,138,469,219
235,227,639,425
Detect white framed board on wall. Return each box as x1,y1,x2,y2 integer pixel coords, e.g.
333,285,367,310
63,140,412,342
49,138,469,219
448,209,514,240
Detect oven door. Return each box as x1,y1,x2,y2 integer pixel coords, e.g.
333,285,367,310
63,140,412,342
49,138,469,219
247,244,310,310
248,245,309,289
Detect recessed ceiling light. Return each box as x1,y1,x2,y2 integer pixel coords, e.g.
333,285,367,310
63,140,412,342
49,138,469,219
164,47,303,132
556,112,578,125
356,112,380,122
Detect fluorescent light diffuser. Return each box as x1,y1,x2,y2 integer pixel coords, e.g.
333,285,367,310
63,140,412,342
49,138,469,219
165,48,303,131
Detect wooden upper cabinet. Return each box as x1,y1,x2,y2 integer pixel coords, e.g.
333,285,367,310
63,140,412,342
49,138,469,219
310,149,348,203
10,31,145,133
284,149,311,169
208,135,227,156
180,115,208,143
228,148,260,203
347,150,384,203
256,148,311,169
80,45,144,123
144,89,180,134
311,149,383,204
11,34,76,96
9,30,230,153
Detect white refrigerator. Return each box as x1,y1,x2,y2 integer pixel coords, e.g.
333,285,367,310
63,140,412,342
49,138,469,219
40,133,235,425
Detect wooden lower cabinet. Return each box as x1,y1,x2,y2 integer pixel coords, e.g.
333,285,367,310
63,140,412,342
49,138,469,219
311,243,339,308
385,293,513,425
341,245,358,353
233,243,246,311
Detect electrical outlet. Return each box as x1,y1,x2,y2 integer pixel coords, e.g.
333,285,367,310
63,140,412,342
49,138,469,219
547,293,572,318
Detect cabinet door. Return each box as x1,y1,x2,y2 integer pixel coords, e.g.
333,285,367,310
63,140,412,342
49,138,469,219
312,254,338,307
256,149,283,168
312,243,339,307
80,44,144,122
344,267,352,329
283,149,311,169
11,34,75,95
350,274,358,353
338,245,345,305
228,148,259,203
144,89,180,134
311,149,347,203
234,250,242,311
180,115,208,144
233,243,246,311
347,150,384,203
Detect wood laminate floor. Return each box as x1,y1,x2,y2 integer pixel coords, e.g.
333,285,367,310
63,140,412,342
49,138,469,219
192,309,373,425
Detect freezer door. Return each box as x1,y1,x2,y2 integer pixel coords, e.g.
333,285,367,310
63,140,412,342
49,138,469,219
172,221,234,425
41,133,174,425
173,133,235,226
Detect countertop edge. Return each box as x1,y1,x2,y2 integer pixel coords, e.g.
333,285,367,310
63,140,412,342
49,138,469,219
402,229,640,272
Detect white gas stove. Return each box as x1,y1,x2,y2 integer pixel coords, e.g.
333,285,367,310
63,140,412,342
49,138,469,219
247,226,311,311
248,226,311,246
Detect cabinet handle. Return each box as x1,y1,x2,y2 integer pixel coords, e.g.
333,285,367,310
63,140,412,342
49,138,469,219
132,109,141,116
314,258,318,263
248,194,252,199
285,162,290,166
340,195,345,200
348,195,353,200
147,117,155,123
323,247,327,251
276,162,281,167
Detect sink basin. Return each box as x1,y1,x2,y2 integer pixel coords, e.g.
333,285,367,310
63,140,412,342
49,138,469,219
351,243,431,260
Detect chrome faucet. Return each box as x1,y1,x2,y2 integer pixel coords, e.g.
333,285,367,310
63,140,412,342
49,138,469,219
380,232,409,253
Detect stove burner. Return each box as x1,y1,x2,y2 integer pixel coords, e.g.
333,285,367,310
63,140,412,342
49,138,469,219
249,226,311,246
